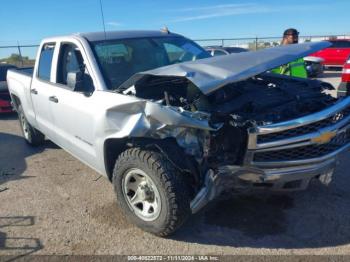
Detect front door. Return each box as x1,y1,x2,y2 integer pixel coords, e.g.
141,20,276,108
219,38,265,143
48,42,98,168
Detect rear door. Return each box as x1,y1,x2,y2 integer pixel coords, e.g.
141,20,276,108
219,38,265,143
30,43,57,140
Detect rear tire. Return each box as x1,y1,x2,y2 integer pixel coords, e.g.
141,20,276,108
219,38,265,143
18,104,45,146
112,148,191,237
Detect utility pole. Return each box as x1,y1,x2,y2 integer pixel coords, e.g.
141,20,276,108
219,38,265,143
17,41,23,67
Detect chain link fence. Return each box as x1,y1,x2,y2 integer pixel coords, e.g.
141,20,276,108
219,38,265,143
0,35,349,67
0,43,39,68
194,34,350,50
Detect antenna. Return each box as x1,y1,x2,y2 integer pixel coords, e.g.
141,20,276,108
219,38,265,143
99,0,107,40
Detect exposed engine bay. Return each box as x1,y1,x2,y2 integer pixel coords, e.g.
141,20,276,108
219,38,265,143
120,73,337,125
118,73,337,170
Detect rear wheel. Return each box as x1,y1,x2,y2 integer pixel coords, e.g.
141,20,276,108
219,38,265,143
112,148,191,236
18,104,45,146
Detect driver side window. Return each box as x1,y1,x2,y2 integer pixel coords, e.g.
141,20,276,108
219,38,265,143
57,43,94,93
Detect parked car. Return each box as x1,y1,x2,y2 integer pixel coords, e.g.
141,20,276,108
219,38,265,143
205,46,248,56
7,31,349,236
338,55,350,97
304,56,324,77
310,39,350,68
0,64,17,112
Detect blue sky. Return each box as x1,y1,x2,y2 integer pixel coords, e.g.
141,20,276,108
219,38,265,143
0,0,349,57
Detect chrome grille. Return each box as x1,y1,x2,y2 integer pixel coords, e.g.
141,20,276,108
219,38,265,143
254,130,350,162
257,106,350,144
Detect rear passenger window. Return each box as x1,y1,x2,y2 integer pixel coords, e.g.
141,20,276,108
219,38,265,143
38,43,55,81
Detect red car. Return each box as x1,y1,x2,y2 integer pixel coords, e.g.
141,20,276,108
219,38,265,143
0,64,17,113
311,39,350,67
338,55,350,97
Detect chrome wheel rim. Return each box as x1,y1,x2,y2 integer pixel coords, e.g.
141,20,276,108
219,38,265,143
20,114,29,140
122,168,161,221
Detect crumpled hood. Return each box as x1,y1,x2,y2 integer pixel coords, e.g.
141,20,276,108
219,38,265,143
120,41,331,95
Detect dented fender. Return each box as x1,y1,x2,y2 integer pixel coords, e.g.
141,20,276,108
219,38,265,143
103,100,217,139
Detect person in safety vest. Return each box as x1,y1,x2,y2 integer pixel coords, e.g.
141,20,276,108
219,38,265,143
272,28,308,78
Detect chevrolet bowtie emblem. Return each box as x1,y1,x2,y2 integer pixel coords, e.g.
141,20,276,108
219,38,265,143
312,131,337,145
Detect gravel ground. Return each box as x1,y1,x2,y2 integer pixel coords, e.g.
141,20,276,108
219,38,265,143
1,71,350,257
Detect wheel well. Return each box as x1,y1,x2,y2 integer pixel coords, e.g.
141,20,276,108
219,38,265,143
104,138,128,181
103,137,200,184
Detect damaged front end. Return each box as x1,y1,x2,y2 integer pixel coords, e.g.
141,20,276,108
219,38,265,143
106,41,350,213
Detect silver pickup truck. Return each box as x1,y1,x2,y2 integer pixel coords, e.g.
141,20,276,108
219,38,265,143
7,30,350,236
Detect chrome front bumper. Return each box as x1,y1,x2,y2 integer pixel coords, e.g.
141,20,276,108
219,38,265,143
190,157,338,213
218,157,338,191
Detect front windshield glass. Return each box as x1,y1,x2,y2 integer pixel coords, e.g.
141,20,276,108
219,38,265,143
91,36,210,90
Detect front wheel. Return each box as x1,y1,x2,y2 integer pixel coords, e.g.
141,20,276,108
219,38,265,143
112,148,191,236
17,104,45,146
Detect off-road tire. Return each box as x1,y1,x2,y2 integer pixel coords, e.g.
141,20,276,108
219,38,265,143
18,104,45,146
112,148,191,237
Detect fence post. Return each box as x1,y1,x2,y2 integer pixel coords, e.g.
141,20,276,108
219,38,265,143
255,37,258,51
17,41,24,67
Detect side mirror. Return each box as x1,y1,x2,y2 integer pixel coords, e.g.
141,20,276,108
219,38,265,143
67,71,83,91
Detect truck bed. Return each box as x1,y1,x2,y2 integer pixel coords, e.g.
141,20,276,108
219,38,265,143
7,67,33,83
7,67,33,95
12,67,34,76
7,67,35,120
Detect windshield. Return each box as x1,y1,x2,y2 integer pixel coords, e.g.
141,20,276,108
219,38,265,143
91,36,210,89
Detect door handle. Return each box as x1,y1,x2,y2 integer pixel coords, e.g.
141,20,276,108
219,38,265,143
49,96,59,103
30,89,38,95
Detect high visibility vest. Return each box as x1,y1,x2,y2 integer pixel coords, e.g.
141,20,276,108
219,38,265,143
272,58,308,78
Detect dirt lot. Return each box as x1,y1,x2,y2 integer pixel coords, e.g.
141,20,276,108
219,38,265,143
1,71,350,257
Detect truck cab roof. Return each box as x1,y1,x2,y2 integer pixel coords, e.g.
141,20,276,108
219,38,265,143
78,30,183,42
39,30,185,48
